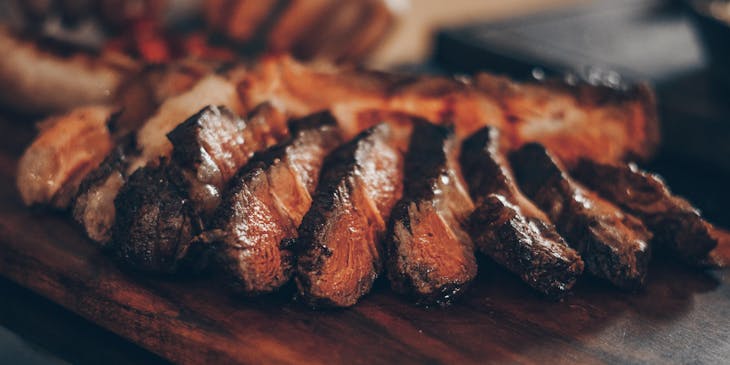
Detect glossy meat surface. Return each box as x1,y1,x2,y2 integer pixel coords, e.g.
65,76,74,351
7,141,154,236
296,123,403,307
385,120,476,305
461,127,583,296
510,144,652,290
572,159,717,263
209,112,342,294
168,103,288,218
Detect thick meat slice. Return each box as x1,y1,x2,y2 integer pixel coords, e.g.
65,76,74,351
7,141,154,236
167,103,288,218
572,160,718,263
206,112,342,295
110,104,285,272
237,55,658,165
17,106,114,208
72,141,134,246
510,144,652,290
296,123,403,307
132,74,244,172
111,160,200,273
385,120,476,305
461,127,584,297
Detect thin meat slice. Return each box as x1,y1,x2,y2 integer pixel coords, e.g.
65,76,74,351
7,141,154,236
510,144,652,290
167,103,288,218
461,127,584,297
296,123,403,308
385,120,477,305
17,105,114,209
110,104,284,273
205,112,342,295
572,159,717,263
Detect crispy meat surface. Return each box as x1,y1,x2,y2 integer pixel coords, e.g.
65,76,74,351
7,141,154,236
385,120,477,305
510,144,652,290
237,55,658,165
461,127,584,297
207,112,342,295
572,160,717,263
111,160,200,273
168,103,288,218
296,123,403,307
17,106,114,208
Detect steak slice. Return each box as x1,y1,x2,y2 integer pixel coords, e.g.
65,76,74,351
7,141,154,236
111,160,200,273
110,104,285,273
72,140,135,246
167,103,288,218
296,123,403,308
17,106,115,209
510,144,652,290
572,160,717,263
385,120,477,305
461,127,584,297
206,112,342,295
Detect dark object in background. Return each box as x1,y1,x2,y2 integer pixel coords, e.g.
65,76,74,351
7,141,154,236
684,0,730,86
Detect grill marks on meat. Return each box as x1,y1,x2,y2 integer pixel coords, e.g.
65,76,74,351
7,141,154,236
385,121,477,305
17,106,114,209
572,160,717,263
207,112,342,295
296,123,403,307
168,103,288,218
510,144,652,290
461,127,584,297
110,104,286,273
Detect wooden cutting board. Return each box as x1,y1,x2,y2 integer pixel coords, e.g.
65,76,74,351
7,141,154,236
1,114,729,365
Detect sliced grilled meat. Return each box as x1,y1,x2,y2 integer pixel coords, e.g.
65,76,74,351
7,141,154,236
111,160,199,273
461,127,584,297
110,104,285,272
385,121,476,305
205,112,342,295
167,103,288,218
72,141,135,246
296,123,403,308
572,160,717,263
17,106,114,209
510,144,652,290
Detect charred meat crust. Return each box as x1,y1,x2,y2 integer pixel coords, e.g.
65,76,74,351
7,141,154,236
296,123,403,308
166,104,288,218
210,111,342,295
572,160,717,263
385,120,477,306
510,144,652,290
461,127,584,297
72,140,135,246
111,160,202,274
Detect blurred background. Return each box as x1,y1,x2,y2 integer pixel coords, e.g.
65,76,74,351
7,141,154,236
1,0,729,363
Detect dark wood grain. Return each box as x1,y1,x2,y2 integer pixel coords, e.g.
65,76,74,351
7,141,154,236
1,115,729,365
